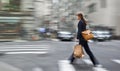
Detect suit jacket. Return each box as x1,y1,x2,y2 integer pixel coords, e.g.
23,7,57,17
77,20,86,41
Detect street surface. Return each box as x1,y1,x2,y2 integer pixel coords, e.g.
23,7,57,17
0,40,120,71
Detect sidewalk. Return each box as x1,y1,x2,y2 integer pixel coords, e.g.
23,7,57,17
0,61,22,71
0,38,28,42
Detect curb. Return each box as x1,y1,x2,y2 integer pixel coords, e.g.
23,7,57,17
50,39,60,41
12,40,28,42
0,61,22,71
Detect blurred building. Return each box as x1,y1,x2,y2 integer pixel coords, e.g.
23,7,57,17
34,0,52,17
21,0,35,35
9,0,21,11
0,0,53,40
21,0,34,12
35,0,52,28
52,0,83,32
0,0,22,40
21,0,52,27
0,0,34,40
21,0,53,40
0,0,2,10
81,0,120,37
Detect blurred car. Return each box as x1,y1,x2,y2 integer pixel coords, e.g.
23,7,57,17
92,30,112,41
57,31,74,41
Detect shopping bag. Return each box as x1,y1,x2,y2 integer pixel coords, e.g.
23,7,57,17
73,44,84,58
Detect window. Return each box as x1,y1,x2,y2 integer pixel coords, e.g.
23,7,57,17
88,3,96,13
101,0,107,8
0,0,21,11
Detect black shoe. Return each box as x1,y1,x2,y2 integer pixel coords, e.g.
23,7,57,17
68,55,75,64
68,59,74,64
70,61,73,64
70,59,76,64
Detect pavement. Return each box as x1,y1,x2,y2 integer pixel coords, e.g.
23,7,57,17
0,61,21,71
0,40,120,71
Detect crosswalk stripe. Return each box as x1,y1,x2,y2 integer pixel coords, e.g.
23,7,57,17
0,47,48,49
1,47,49,49
112,59,120,64
0,45,49,55
4,52,48,54
93,67,109,71
58,59,110,71
0,45,49,50
82,59,109,71
58,60,76,71
0,49,48,52
1,45,49,47
33,67,43,71
82,59,93,65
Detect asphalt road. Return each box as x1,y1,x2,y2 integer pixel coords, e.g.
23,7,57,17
0,40,120,71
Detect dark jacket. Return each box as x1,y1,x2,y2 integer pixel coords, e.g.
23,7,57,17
77,20,86,41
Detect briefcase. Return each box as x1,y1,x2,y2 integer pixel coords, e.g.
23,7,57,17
82,30,94,41
73,44,84,58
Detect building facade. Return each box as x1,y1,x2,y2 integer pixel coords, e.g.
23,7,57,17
0,0,23,40
21,0,52,26
0,0,53,40
0,0,2,10
52,0,83,32
0,0,35,40
81,0,120,36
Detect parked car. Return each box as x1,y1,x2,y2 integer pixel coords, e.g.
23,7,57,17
92,30,112,41
57,31,74,41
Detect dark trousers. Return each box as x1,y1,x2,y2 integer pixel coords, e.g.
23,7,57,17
69,39,99,65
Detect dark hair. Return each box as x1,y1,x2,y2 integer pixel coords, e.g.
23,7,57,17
77,13,87,24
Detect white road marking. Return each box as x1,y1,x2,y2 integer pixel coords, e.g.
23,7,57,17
0,49,48,51
112,59,120,64
0,47,49,50
82,59,109,71
0,61,22,71
13,40,28,42
4,52,48,54
0,45,49,54
1,45,49,47
33,67,43,71
0,45,49,50
93,67,109,71
58,60,76,71
58,59,109,71
51,39,60,41
82,59,93,65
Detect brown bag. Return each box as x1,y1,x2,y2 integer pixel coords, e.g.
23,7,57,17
82,30,94,41
73,44,84,58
